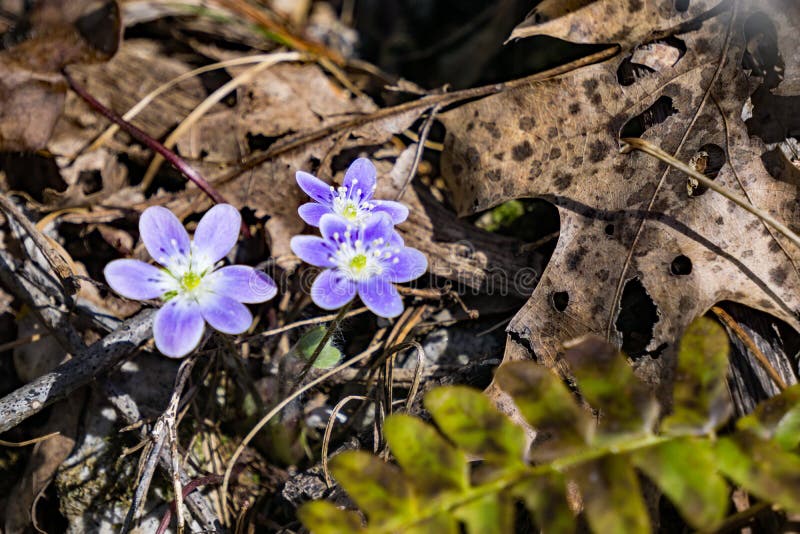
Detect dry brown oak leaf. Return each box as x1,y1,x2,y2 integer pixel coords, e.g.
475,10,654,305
441,0,800,382
0,0,120,151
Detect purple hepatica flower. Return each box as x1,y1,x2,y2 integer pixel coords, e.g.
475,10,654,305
290,213,427,318
296,158,409,227
104,204,277,358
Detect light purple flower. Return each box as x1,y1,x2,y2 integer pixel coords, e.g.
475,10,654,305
296,158,409,227
104,204,277,358
290,213,427,318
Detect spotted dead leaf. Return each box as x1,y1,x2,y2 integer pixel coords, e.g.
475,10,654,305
441,0,800,380
0,0,121,151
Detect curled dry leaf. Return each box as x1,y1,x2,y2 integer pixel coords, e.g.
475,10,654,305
441,0,800,380
0,0,121,151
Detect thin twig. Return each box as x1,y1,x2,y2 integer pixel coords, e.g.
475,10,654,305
322,395,370,487
60,69,245,231
0,309,155,433
711,306,788,391
220,340,384,525
85,54,305,155
0,332,47,353
395,104,441,201
621,137,800,249
155,473,232,534
238,306,368,343
140,52,304,189
121,356,198,533
0,193,76,294
213,46,619,187
0,431,60,447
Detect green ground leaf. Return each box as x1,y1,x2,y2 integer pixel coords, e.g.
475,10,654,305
564,336,658,438
716,433,800,513
632,438,727,530
570,455,651,534
329,450,416,525
512,473,576,534
293,326,342,369
425,386,527,467
736,384,800,450
662,317,731,435
454,493,514,534
297,501,364,533
383,414,469,494
495,361,590,461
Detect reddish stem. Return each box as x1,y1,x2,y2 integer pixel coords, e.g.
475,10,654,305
155,474,222,534
62,69,251,238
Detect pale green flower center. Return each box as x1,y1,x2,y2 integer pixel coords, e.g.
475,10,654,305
342,202,359,220
181,271,202,291
349,253,367,271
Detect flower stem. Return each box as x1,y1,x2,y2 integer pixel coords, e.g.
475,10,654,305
61,69,251,238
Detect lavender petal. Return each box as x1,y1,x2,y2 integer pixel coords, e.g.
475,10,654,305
139,206,191,273
343,158,377,201
372,200,409,224
319,214,352,243
298,202,332,226
360,213,394,245
291,235,336,267
297,171,333,204
198,292,253,334
385,247,428,283
104,259,178,300
193,204,241,271
153,296,205,358
311,269,357,310
204,265,277,303
357,277,403,318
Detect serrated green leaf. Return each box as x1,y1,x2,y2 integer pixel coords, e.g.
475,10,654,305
297,501,364,533
662,318,731,435
564,336,658,438
736,384,800,450
512,473,576,534
425,386,527,467
495,362,591,461
293,326,342,369
716,433,800,513
384,414,468,494
454,493,514,534
570,455,651,534
632,438,727,530
330,451,416,524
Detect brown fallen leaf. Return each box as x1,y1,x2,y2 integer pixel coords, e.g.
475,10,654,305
0,0,121,151
441,0,800,382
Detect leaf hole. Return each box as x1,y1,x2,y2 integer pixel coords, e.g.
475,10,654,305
670,255,693,276
687,143,725,197
620,96,678,138
617,36,685,86
552,291,569,312
674,0,690,12
604,223,615,236
246,133,284,153
616,58,655,87
742,12,783,89
615,278,659,359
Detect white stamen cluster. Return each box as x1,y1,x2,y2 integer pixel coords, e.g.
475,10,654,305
329,178,376,226
159,241,218,301
328,225,400,282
